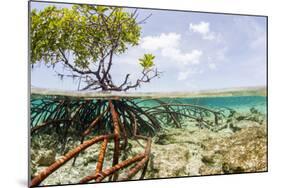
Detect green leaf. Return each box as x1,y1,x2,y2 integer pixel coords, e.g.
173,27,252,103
139,54,155,69
30,4,156,87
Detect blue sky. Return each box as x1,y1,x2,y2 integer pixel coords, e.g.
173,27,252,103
30,2,267,92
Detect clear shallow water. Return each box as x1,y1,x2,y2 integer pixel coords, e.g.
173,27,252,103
30,94,267,185
172,96,266,114
134,96,267,114
31,95,267,113
31,95,267,127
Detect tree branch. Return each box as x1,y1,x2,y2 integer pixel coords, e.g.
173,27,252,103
58,48,97,75
122,69,160,91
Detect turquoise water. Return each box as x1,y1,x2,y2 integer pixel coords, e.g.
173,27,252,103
31,95,267,128
135,96,267,114
30,94,267,186
31,95,267,113
172,96,266,114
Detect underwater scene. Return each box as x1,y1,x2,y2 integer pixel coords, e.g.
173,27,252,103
30,91,267,186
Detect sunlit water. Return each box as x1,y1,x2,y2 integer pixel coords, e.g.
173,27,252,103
31,94,267,127
133,95,267,114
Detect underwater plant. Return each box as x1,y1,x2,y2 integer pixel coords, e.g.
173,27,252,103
30,96,226,186
30,5,229,187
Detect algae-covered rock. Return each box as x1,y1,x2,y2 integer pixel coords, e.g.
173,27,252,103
30,160,38,178
233,120,261,130
221,128,267,173
81,146,100,166
36,149,56,166
146,143,190,178
30,149,37,161
200,125,267,175
146,125,238,179
145,126,220,178
31,112,267,185
199,165,223,175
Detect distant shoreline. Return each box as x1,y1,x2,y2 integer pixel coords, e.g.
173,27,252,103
31,86,267,99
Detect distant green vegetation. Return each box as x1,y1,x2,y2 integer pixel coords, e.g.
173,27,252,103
31,87,267,99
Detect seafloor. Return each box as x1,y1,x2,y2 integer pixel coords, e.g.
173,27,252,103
30,106,267,186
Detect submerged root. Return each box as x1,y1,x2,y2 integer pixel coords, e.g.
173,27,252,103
30,134,114,187
30,97,232,186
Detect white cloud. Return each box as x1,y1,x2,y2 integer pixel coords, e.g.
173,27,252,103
140,33,180,51
205,47,228,71
189,21,216,40
161,48,202,65
177,69,203,81
177,71,192,81
190,22,210,34
140,32,204,81
141,32,202,65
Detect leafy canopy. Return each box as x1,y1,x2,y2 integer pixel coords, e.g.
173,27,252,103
31,5,158,91
31,5,148,68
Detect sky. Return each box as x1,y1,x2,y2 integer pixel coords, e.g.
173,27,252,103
30,1,267,92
